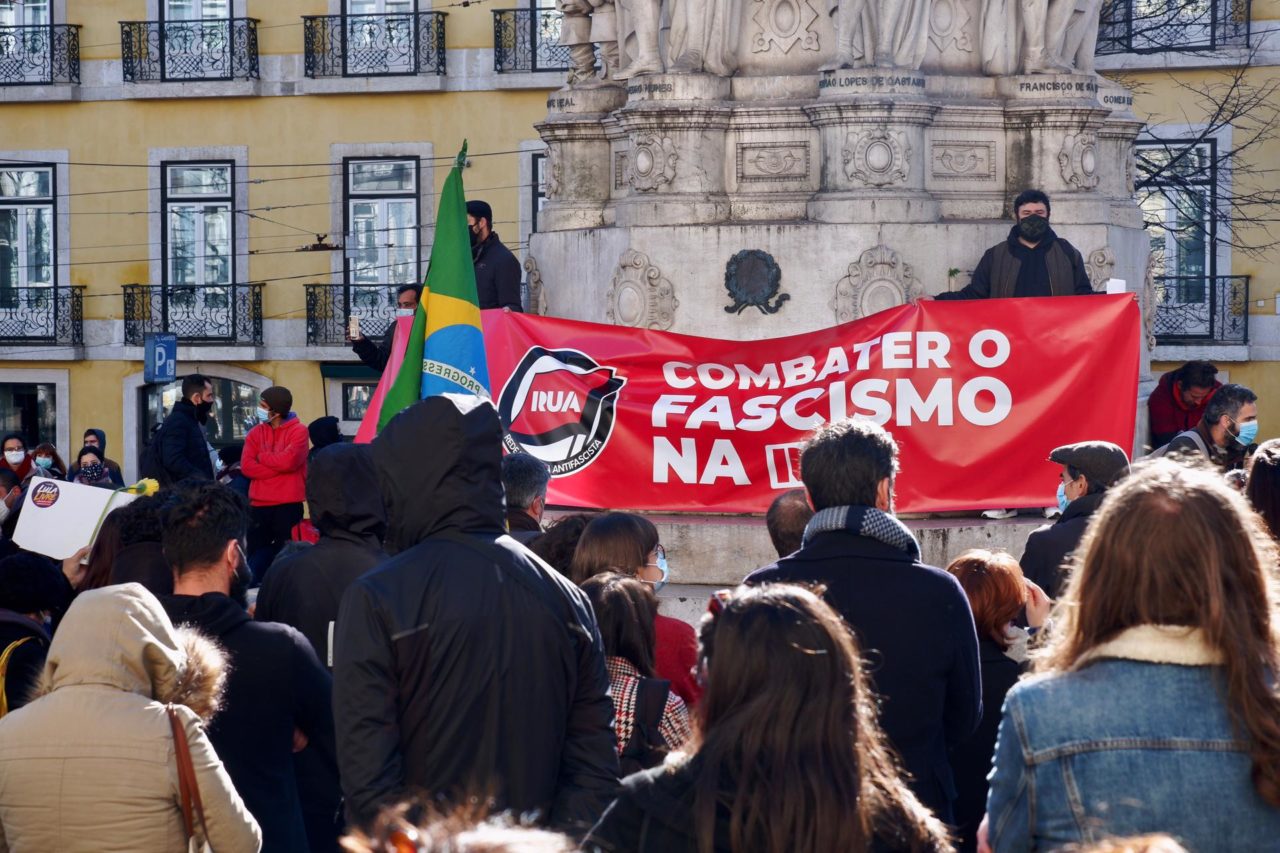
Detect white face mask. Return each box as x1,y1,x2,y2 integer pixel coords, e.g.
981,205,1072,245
3,450,24,466
396,307,415,317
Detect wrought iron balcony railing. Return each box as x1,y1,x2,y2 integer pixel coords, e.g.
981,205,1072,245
305,283,403,346
1153,275,1249,345
120,18,260,83
0,286,83,346
0,24,80,85
303,12,446,78
1098,0,1250,54
123,284,263,346
492,9,570,73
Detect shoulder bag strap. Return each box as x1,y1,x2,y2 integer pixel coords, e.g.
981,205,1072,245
167,705,210,849
0,636,36,717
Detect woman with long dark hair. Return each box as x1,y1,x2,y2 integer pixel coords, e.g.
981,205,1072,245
1246,437,1280,538
983,459,1280,850
584,584,950,853
570,512,700,706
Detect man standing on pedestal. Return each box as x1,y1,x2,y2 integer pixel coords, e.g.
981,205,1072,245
935,190,1095,301
467,200,523,312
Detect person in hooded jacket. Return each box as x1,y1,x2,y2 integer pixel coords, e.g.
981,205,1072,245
934,190,1094,300
159,374,217,485
333,395,619,837
67,428,125,486
0,552,74,717
160,481,336,853
256,442,387,853
241,386,309,580
0,583,262,852
308,414,344,459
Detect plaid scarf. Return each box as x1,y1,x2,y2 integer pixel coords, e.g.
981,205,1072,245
801,505,921,560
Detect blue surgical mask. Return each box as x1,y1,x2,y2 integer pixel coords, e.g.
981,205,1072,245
1056,482,1069,513
34,456,52,470
1234,420,1259,447
255,408,272,423
396,308,415,318
645,547,670,594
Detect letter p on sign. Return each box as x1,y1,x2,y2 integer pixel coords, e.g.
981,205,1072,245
144,333,178,384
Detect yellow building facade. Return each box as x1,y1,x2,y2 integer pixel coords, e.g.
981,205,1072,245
0,0,1275,480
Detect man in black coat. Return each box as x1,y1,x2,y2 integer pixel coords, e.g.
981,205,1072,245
935,189,1095,300
348,285,420,373
1021,441,1131,599
745,419,981,824
467,200,523,311
333,395,618,835
160,482,337,853
158,373,216,484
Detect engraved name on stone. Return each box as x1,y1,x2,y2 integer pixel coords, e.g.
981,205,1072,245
1016,78,1098,94
547,96,578,111
626,81,676,96
819,73,926,92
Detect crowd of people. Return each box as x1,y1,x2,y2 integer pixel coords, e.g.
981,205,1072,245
0,361,1274,853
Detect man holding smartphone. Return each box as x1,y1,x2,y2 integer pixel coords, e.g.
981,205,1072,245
347,285,421,373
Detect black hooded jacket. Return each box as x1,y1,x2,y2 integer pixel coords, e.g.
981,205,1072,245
162,592,336,853
257,443,387,667
67,429,125,486
159,400,215,483
333,396,618,834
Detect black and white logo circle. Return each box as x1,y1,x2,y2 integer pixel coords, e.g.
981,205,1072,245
497,347,626,477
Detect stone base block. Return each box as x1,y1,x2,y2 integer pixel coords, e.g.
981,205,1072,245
808,191,940,224
546,84,628,116
624,73,731,103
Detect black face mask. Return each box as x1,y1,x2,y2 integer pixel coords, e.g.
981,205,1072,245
469,226,482,249
1017,214,1049,243
194,399,214,424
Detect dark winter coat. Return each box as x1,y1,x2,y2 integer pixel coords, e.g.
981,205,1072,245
159,400,215,483
351,324,396,373
1019,491,1106,600
947,634,1026,853
745,530,982,823
584,757,946,853
935,225,1094,300
0,610,51,715
162,592,336,853
505,507,543,544
473,232,523,311
333,396,619,834
256,443,387,668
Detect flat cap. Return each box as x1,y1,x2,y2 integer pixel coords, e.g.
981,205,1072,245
1050,441,1131,488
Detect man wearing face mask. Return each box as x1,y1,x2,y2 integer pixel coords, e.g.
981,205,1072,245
1164,382,1259,472
241,386,310,581
158,374,217,485
160,481,335,853
348,284,420,373
466,200,523,311
934,189,1095,300
1020,441,1130,600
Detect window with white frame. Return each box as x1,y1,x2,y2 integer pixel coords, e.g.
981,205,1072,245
1136,138,1216,287
163,161,234,289
0,166,54,294
345,157,419,287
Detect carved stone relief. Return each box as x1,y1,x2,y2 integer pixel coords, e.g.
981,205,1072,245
831,244,923,323
1125,147,1136,195
1059,132,1100,189
842,129,911,187
725,249,789,315
607,249,679,329
751,0,821,54
1143,251,1157,350
1086,245,1116,291
629,134,679,192
523,256,548,316
737,142,810,183
929,0,973,53
614,151,630,191
930,141,995,180
544,147,563,199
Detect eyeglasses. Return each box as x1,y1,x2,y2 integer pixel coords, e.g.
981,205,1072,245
642,544,669,592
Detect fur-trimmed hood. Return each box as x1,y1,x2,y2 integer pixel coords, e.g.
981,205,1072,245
30,582,227,721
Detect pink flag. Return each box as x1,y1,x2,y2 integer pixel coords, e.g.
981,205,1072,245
354,315,416,444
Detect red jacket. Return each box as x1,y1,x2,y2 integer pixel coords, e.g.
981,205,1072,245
241,415,308,507
1148,371,1222,447
655,613,702,708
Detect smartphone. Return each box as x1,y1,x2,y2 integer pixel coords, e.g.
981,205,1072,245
348,315,360,338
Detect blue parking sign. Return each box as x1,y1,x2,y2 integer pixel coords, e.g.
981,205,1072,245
144,333,178,384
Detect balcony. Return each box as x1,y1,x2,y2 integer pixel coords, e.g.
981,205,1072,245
1098,0,1250,54
1152,275,1249,346
0,24,80,85
123,284,263,346
303,12,446,78
0,286,83,347
305,283,401,346
492,9,571,73
120,18,259,83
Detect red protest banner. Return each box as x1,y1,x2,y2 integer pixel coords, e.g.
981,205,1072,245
482,294,1140,514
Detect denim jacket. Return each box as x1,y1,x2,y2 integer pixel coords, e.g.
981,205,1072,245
987,625,1280,852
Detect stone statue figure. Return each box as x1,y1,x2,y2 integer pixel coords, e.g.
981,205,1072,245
614,0,664,79
666,0,744,77
558,0,621,84
822,0,934,71
980,0,1105,75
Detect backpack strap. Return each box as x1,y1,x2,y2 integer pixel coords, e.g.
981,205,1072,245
0,636,35,718
633,677,670,745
